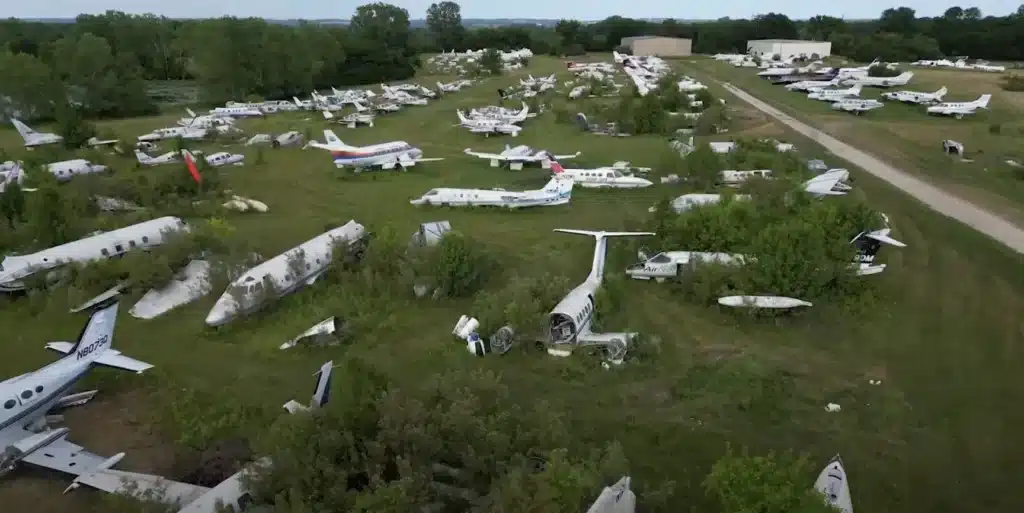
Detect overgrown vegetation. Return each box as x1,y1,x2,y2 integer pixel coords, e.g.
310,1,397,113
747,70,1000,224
1002,74,1024,92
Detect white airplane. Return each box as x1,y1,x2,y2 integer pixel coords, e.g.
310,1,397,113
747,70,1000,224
662,169,852,213
323,106,374,128
586,476,636,513
973,63,1006,72
808,84,862,101
178,108,232,129
786,78,840,92
546,229,654,360
550,161,653,188
11,119,63,148
0,163,32,194
814,455,853,513
409,176,573,208
209,106,263,118
0,216,188,292
437,79,471,92
46,159,109,182
464,102,531,123
309,130,442,171
881,86,947,105
926,94,991,119
204,221,367,326
456,110,523,137
720,169,773,186
0,301,153,487
831,98,885,114
201,151,244,167
463,145,580,170
841,71,913,87
137,126,207,142
851,227,906,275
371,102,402,113
626,250,748,281
134,149,180,166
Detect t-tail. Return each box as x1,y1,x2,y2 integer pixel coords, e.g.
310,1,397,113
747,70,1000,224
541,176,573,197
554,229,654,283
974,94,992,108
283,361,333,414
10,119,35,140
933,86,947,99
323,129,354,149
46,301,154,373
574,113,590,131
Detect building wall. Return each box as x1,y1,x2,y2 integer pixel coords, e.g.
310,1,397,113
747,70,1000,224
746,40,832,60
630,37,692,57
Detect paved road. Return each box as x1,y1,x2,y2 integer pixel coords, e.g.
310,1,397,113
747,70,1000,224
721,82,1024,255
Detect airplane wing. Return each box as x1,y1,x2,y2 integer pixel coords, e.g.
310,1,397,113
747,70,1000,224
550,152,581,160
413,158,445,163
463,149,507,160
468,126,494,133
66,467,210,503
18,436,109,476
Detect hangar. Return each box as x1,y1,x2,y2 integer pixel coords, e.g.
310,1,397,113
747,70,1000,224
746,39,832,60
620,36,692,57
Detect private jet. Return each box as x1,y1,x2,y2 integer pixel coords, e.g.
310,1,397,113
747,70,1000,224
409,176,573,208
808,84,862,101
309,130,443,171
786,78,840,92
841,71,914,88
203,151,245,167
457,111,523,137
0,217,188,292
323,105,375,128
831,98,885,114
926,94,991,119
137,126,207,142
881,86,947,105
46,159,109,181
463,102,530,123
11,119,63,148
209,106,263,118
0,302,153,487
464,145,581,170
550,161,653,188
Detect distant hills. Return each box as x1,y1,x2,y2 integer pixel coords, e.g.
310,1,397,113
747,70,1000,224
19,17,708,28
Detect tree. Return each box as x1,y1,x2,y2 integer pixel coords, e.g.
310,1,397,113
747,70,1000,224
878,7,917,35
49,32,154,117
0,50,63,122
704,447,838,513
0,182,26,228
53,104,98,149
943,6,965,19
29,186,72,246
478,48,502,75
554,19,585,51
426,1,465,51
963,7,982,20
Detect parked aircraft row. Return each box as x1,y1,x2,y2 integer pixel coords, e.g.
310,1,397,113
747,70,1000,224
911,57,1006,72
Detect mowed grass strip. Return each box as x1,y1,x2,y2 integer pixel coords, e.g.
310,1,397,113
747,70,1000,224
0,56,1023,513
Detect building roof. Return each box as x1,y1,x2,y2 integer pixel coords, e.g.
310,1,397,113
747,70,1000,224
747,39,829,44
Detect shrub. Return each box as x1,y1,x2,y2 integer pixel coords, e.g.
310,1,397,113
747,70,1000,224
417,231,495,298
478,48,503,75
54,105,98,149
866,64,902,77
705,446,838,513
1001,74,1024,92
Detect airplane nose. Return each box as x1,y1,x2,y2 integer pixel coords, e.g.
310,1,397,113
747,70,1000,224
204,297,233,326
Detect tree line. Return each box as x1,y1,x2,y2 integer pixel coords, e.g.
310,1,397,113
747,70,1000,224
1,5,1021,121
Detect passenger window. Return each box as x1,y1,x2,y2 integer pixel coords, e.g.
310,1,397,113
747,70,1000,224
115,244,124,253
3,400,14,409
237,493,254,511
101,248,109,256
142,236,149,243
129,240,137,248
21,390,32,399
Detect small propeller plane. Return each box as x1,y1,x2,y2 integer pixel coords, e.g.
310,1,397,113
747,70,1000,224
926,94,991,119
881,86,947,105
135,149,181,166
831,98,885,115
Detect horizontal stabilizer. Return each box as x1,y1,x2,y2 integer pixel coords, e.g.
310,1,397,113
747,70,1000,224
554,229,656,238
865,228,906,247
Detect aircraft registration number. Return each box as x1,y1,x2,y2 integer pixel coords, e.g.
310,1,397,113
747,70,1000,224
76,336,108,360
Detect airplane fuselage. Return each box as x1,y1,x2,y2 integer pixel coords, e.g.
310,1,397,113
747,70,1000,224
329,142,423,169
1,358,92,436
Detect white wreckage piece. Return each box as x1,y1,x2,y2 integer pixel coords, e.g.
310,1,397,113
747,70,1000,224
222,195,269,213
282,361,334,413
69,281,130,313
717,295,813,309
130,260,212,320
585,476,636,513
452,315,516,356
814,455,853,513
411,221,452,247
280,317,344,350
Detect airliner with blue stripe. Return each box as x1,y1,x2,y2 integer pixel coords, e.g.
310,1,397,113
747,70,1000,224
0,301,152,483
309,129,443,170
409,176,574,208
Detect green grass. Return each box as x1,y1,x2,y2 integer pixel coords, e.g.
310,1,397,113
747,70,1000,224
684,58,1024,226
2,56,1024,513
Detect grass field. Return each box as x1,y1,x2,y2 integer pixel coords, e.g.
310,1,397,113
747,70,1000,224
685,58,1024,226
1,55,1024,513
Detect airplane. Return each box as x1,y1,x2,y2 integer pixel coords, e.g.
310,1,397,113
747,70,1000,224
463,102,530,124
371,102,403,113
785,78,840,92
134,149,180,166
322,106,375,128
0,302,152,486
409,176,573,208
60,361,332,512
463,145,581,170
550,161,652,188
814,455,853,513
46,159,109,182
456,110,523,137
575,113,630,137
137,126,207,142
0,216,188,292
11,119,63,148
719,169,773,186
199,151,244,167
841,71,914,88
209,106,264,118
807,84,862,101
309,130,443,171
545,229,654,361
973,62,1006,72
926,94,992,119
661,169,852,213
244,131,304,147
85,136,120,148
204,221,367,326
831,98,885,114
851,228,906,275
586,476,636,513
178,108,233,129
881,86,947,105
0,163,31,194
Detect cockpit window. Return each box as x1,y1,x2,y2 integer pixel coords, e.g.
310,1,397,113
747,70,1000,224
424,189,439,196
649,253,671,263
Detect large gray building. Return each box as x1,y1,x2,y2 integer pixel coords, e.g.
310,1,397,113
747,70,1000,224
745,39,832,60
620,36,692,57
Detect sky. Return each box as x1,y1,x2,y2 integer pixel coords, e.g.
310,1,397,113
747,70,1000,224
9,0,1019,21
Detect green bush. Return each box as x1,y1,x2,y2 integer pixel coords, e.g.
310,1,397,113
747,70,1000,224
478,48,503,75
1001,74,1024,91
705,446,839,513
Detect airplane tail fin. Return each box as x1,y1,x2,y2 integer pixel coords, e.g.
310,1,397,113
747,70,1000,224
519,101,530,117
850,84,862,95
975,94,992,108
48,301,153,373
322,109,334,120
553,229,655,283
934,86,947,98
182,149,203,184
543,176,573,195
549,160,565,175
323,129,352,149
574,113,589,131
284,361,333,414
134,150,150,163
185,107,197,119
456,110,470,124
11,119,35,140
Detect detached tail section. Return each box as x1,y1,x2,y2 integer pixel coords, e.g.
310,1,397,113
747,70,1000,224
554,229,655,283
45,302,153,374
283,361,333,414
11,119,35,141
134,150,151,164
181,149,202,184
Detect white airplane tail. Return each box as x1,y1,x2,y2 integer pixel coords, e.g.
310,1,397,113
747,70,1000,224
322,109,334,120
185,107,197,119
542,176,574,196
323,129,353,149
283,361,333,413
554,229,655,283
974,94,992,108
134,150,151,164
46,301,153,373
518,101,530,118
849,84,862,95
933,86,947,99
456,110,470,124
11,119,36,141
897,71,913,82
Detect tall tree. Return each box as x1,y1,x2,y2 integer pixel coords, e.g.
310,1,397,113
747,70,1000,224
49,32,153,117
878,7,917,35
0,50,63,121
426,1,465,51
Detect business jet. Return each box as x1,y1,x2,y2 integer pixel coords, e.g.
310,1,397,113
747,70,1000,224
46,159,109,181
831,98,885,114
544,229,654,361
309,130,443,171
786,77,840,92
808,84,862,101
881,86,947,105
137,126,208,142
457,111,523,137
11,119,63,148
550,161,653,188
209,106,264,118
0,217,188,292
204,221,367,326
409,176,573,208
135,149,180,166
841,71,914,88
0,301,153,487
464,102,531,123
926,94,991,119
177,108,232,129
464,145,581,170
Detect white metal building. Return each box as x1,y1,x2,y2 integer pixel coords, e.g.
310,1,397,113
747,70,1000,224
746,40,832,60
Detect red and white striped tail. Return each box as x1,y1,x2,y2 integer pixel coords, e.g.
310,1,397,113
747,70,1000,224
549,160,565,174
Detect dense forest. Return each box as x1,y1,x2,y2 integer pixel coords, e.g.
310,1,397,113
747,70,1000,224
0,4,1022,119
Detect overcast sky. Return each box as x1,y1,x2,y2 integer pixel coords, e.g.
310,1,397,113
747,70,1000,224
10,0,1019,21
